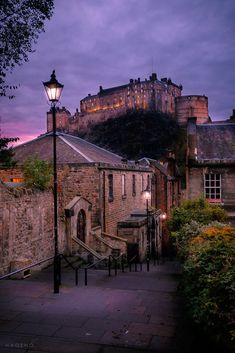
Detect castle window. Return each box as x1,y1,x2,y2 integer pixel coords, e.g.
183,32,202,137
108,174,114,201
132,175,136,196
121,175,126,198
204,173,221,202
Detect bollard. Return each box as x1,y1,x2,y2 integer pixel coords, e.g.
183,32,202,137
85,268,88,286
114,259,117,276
147,259,150,272
75,268,78,286
58,255,62,285
121,255,125,273
108,256,111,277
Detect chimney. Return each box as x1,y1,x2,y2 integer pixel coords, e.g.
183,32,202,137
99,85,103,92
150,73,157,81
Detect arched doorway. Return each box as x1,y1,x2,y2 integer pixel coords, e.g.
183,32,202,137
77,209,86,242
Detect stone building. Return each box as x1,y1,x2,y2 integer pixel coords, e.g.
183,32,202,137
186,117,235,220
0,132,179,275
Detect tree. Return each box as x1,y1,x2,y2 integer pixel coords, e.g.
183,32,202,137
0,0,54,98
23,156,52,190
79,109,185,161
0,136,19,166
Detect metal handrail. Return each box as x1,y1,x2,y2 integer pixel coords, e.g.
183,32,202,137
84,256,109,286
0,256,54,280
127,255,143,272
59,254,80,286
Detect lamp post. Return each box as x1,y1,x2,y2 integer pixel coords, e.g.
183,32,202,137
144,188,151,272
43,70,63,293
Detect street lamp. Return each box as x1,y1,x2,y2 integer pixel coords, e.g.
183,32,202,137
43,70,63,293
144,188,151,272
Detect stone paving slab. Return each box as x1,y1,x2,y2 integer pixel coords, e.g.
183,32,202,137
0,261,194,353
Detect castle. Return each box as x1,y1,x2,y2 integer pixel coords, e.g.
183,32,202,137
47,73,210,133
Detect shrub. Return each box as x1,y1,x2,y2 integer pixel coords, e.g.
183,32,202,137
23,156,52,190
168,197,227,232
183,226,235,349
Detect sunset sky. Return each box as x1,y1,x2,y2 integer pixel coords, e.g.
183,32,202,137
1,0,235,144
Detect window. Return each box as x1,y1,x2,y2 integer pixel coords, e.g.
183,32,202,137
121,175,126,197
108,174,113,201
141,175,144,192
204,173,221,201
147,175,150,190
132,175,136,196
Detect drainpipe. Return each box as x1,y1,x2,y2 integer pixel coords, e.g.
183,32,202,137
102,171,106,232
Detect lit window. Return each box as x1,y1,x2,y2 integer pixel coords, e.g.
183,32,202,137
122,175,126,197
108,174,113,201
204,174,221,201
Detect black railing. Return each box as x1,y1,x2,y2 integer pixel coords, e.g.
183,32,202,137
84,256,109,286
84,253,128,285
59,254,80,286
0,254,81,287
128,255,143,272
0,256,54,281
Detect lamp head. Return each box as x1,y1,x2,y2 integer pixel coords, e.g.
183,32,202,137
144,188,151,201
160,212,167,221
43,70,63,103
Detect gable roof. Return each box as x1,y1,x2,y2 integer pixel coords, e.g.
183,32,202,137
196,123,235,162
13,132,123,165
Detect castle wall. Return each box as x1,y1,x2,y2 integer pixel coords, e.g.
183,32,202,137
46,74,182,134
175,95,209,125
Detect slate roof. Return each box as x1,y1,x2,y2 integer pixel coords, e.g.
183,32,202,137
13,132,123,165
196,123,235,162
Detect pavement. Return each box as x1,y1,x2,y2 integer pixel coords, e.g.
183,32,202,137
0,260,206,353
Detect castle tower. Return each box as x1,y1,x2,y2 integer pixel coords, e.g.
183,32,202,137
47,107,71,132
175,95,209,126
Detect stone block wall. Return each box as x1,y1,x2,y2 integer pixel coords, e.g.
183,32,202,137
101,168,152,235
59,164,100,228
0,183,56,276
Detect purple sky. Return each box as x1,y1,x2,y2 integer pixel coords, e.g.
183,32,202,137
1,0,235,144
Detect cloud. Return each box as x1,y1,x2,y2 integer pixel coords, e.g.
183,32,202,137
1,0,235,140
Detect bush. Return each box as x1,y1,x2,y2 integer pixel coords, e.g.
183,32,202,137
168,197,227,232
183,227,235,348
172,221,227,259
23,156,52,190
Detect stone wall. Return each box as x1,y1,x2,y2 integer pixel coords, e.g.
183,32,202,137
187,166,235,218
58,164,100,228
175,95,209,126
101,168,152,235
0,183,56,276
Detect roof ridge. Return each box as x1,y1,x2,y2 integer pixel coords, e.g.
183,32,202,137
58,135,94,162
60,133,123,160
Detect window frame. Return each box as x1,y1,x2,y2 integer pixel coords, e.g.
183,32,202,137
108,174,114,202
204,173,222,202
132,174,136,196
121,174,126,198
